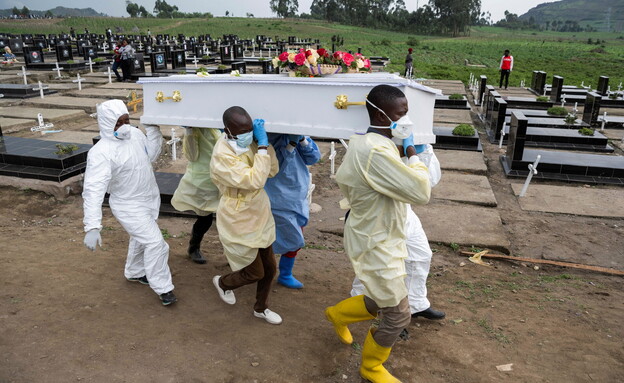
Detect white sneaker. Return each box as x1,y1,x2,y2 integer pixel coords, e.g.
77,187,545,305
254,309,282,325
213,275,236,305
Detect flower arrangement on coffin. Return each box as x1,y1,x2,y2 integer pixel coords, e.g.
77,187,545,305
272,48,372,76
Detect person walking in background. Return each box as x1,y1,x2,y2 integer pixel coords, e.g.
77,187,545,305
499,49,513,89
111,40,122,82
404,47,413,78
119,38,135,82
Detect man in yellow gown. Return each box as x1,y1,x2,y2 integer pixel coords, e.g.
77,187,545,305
210,107,282,325
326,85,431,382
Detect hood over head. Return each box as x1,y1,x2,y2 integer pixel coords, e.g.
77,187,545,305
97,99,129,140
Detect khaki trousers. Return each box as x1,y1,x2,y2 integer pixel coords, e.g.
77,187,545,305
364,296,411,348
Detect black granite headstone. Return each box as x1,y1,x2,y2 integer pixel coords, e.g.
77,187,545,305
231,61,246,74
170,50,186,69
220,46,232,61
233,44,243,58
478,75,487,105
490,97,508,140
550,75,564,103
33,38,46,49
0,38,8,49
23,46,44,64
596,76,609,96
56,44,73,62
133,53,145,73
150,51,167,72
82,46,98,60
505,111,528,168
582,92,602,126
9,38,23,53
261,60,276,74
535,71,547,96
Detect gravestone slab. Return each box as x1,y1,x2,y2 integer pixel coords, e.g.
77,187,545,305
511,184,624,218
435,149,487,175
432,126,481,151
0,117,34,129
98,82,143,90
415,202,510,251
0,107,85,122
550,75,564,103
66,88,135,100
432,173,497,207
433,109,472,125
23,95,109,113
597,76,609,96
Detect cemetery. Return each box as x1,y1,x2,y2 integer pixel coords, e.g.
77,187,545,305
0,13,623,383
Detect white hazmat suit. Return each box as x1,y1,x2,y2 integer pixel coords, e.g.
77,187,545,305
351,144,441,314
82,99,174,296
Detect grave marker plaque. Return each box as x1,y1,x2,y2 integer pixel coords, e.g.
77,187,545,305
0,38,8,49
150,51,167,72
231,61,246,74
490,97,508,140
9,38,23,53
596,76,609,96
133,53,145,73
550,75,564,103
83,46,98,60
33,38,46,49
233,44,243,58
56,44,73,62
261,60,276,74
582,92,602,126
220,46,231,61
505,112,528,167
23,47,44,64
478,75,487,105
170,50,186,69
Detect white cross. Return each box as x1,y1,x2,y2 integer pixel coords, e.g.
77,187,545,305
30,113,55,133
102,42,109,51
32,81,49,99
329,141,337,177
581,81,584,88
561,95,566,107
601,112,608,131
498,122,506,149
520,79,525,88
73,73,85,90
618,82,622,92
138,42,144,50
306,172,316,207
166,128,182,160
107,66,113,83
17,66,30,85
519,155,541,197
88,57,94,73
191,55,199,69
51,62,64,78
573,102,578,115
607,85,611,96
202,43,208,54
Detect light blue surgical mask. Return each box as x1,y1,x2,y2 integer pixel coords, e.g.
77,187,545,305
234,131,253,148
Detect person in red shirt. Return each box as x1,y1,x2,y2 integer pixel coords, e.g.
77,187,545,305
499,49,513,89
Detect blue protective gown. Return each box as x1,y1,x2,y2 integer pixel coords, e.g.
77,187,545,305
264,134,321,255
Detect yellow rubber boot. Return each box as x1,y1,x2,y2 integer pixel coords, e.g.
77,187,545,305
360,330,402,383
325,295,375,344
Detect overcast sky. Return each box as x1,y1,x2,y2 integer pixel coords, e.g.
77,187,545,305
0,0,550,22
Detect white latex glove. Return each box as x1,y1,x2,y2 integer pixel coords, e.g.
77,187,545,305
84,229,102,251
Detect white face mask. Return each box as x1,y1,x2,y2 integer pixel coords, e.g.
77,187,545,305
366,99,413,139
114,124,133,140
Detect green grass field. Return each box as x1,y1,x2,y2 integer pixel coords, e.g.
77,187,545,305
2,17,623,88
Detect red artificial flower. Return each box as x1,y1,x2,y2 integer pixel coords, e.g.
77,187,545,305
299,48,305,53
278,52,289,62
294,52,306,66
342,53,354,66
333,51,344,60
317,48,327,57
363,59,371,69
305,49,313,57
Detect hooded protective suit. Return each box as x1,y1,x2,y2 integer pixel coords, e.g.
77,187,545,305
82,99,173,295
264,134,321,254
351,144,441,313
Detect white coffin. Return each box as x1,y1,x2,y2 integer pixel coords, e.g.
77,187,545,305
138,73,441,143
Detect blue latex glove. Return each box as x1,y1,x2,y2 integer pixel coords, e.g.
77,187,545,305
414,144,427,154
288,134,304,144
253,119,268,146
402,134,415,156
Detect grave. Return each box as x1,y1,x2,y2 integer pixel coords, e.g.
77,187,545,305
529,71,547,96
23,95,109,113
0,107,85,123
434,95,469,109
432,126,482,151
0,83,57,99
500,111,624,185
0,136,91,182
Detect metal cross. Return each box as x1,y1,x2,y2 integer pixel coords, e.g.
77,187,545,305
72,73,85,90
127,90,143,113
32,81,49,99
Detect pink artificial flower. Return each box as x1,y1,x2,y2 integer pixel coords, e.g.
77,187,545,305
299,48,305,53
294,52,306,66
364,59,371,69
342,53,354,66
317,48,328,57
278,52,289,62
333,51,344,60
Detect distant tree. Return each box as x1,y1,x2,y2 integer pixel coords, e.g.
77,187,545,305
429,0,481,37
11,6,19,16
246,12,255,18
270,0,299,18
154,0,179,18
45,10,54,18
225,10,229,17
138,5,152,17
20,6,30,16
126,1,140,17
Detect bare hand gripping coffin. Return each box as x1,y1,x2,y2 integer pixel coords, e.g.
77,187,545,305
138,73,440,143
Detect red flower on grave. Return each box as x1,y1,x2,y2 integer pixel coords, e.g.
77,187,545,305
294,52,306,66
317,48,328,57
342,53,354,66
278,52,289,62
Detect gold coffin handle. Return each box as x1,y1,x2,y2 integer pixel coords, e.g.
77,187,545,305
155,90,182,103
334,94,366,109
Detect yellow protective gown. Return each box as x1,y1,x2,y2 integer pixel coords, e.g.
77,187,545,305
335,133,431,308
210,137,279,271
171,128,221,215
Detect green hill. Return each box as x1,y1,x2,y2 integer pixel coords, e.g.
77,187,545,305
520,0,624,32
0,7,106,18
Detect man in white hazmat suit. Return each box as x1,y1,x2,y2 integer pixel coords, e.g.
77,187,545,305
82,99,176,306
350,144,446,321
325,85,431,383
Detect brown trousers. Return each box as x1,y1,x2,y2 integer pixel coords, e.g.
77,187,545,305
219,246,277,313
364,296,411,348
